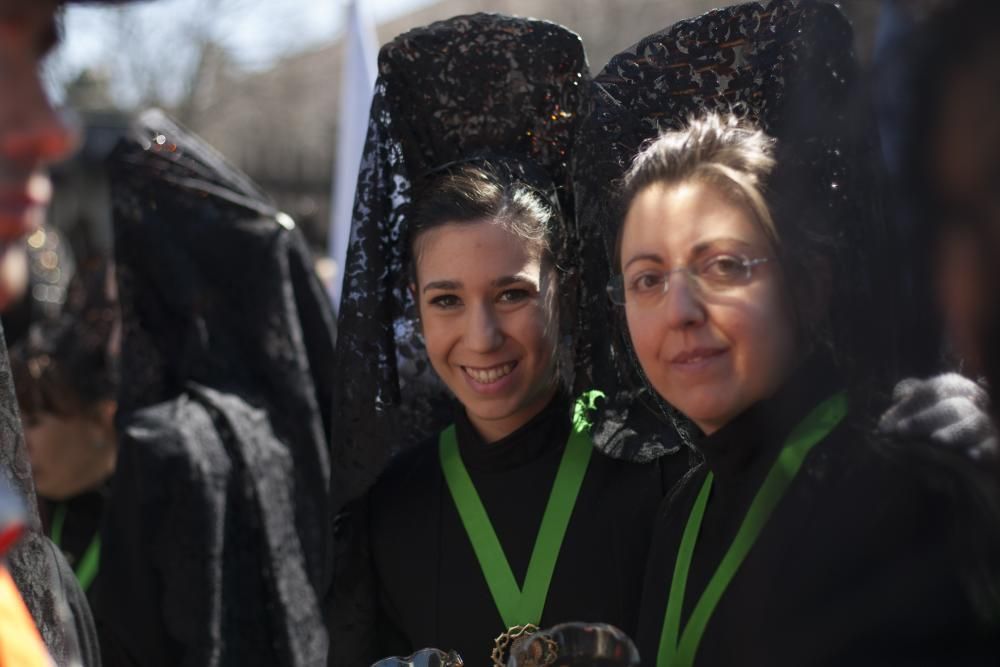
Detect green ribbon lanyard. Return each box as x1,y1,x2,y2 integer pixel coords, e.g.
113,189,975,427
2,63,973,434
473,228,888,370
50,503,102,593
657,392,848,667
438,404,595,630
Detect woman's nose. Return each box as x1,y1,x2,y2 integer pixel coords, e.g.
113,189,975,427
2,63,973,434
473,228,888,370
662,272,707,330
464,302,504,352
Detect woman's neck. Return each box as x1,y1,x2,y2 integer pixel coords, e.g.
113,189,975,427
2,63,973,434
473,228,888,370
465,383,560,444
66,445,117,500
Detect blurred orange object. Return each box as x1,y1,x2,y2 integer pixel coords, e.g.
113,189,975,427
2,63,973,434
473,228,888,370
0,566,51,666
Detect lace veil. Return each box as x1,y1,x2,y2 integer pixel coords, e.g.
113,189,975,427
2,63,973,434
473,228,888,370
573,0,901,461
331,14,591,508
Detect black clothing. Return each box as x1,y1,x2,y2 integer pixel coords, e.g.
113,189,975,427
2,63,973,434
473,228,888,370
100,110,336,667
41,486,106,607
44,536,102,667
635,360,1000,666
333,395,671,666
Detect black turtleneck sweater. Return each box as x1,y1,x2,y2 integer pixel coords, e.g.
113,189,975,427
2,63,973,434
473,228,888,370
635,359,1000,666
351,394,668,665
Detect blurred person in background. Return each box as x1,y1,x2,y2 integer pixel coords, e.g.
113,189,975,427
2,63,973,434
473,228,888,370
99,109,336,667
11,263,119,610
912,0,1000,405
0,0,151,663
875,0,1000,449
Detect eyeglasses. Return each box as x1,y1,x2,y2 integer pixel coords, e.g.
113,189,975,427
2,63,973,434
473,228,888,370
607,254,771,306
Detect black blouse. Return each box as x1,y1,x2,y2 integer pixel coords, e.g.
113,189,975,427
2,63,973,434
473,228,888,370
635,359,1000,666
354,394,669,665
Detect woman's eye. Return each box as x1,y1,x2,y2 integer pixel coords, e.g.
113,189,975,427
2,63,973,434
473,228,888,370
629,272,665,292
701,255,746,281
428,294,461,309
498,288,530,304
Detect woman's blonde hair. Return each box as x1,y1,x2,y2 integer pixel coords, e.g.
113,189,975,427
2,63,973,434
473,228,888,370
617,112,778,268
616,110,843,354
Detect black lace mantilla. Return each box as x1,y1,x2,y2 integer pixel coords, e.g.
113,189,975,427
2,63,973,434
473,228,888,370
331,13,590,508
573,0,900,460
104,109,336,666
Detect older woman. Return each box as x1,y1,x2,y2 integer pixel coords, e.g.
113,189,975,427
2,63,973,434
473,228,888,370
617,110,1000,667
566,3,1000,663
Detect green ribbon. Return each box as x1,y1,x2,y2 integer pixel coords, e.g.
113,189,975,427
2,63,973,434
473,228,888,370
438,397,596,629
657,392,848,667
50,503,102,593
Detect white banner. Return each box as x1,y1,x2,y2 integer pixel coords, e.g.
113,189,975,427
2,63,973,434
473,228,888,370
328,0,377,310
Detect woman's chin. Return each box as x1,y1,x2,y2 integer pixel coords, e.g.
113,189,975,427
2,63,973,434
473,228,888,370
669,394,742,435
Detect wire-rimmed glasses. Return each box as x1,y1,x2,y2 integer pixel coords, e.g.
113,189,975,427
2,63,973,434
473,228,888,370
607,254,771,306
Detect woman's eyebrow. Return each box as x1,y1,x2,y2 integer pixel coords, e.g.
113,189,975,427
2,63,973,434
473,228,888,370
690,237,753,258
493,274,537,288
422,279,461,293
623,253,664,271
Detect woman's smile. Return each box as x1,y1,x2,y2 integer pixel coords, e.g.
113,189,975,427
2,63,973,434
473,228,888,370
461,360,518,386
416,221,559,441
668,346,730,373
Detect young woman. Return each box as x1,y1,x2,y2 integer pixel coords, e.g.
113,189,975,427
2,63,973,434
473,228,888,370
615,111,1000,666
361,163,664,664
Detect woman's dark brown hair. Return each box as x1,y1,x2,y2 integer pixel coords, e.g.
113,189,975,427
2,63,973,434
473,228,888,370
11,266,119,420
409,161,558,272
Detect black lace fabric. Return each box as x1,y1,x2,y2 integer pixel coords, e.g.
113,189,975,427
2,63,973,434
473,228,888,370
102,109,336,666
330,13,591,510
573,0,900,461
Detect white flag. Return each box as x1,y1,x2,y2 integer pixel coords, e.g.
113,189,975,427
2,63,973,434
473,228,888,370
329,0,377,310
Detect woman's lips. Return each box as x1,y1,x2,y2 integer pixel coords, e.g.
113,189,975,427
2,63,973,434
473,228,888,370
461,361,518,395
670,347,728,369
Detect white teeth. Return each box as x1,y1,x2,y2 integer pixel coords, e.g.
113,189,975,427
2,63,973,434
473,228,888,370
465,363,514,384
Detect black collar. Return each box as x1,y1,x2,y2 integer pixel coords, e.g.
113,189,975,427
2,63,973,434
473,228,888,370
453,393,572,473
696,354,843,488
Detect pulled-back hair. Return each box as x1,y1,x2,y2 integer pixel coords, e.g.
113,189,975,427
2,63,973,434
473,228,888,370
409,162,558,270
618,112,777,269
617,111,836,348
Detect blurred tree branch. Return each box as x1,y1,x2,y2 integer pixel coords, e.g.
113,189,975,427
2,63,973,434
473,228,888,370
50,0,262,124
